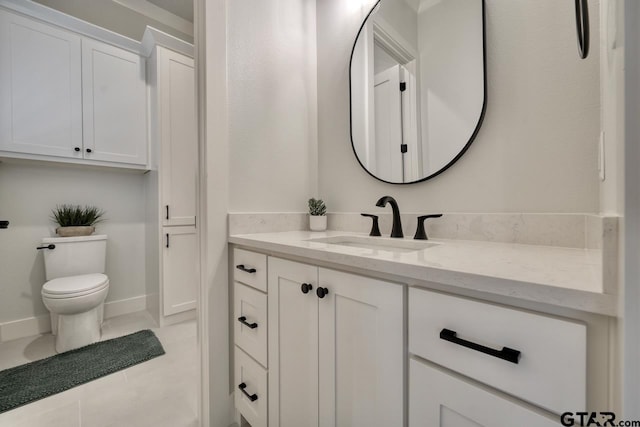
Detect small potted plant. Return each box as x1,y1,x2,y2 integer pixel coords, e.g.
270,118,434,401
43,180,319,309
308,198,327,231
51,204,105,237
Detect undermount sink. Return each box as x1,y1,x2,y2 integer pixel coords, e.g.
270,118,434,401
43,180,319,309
306,235,439,253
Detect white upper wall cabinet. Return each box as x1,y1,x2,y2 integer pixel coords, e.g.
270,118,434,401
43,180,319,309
158,47,197,226
0,10,83,158
82,38,148,166
0,8,148,169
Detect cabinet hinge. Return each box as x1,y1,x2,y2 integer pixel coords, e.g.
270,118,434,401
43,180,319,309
400,82,407,92
400,144,408,153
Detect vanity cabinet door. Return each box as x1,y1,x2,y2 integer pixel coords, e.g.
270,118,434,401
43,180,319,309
158,47,197,227
162,226,198,316
410,359,560,427
318,269,403,427
0,10,83,158
82,38,148,166
268,257,319,427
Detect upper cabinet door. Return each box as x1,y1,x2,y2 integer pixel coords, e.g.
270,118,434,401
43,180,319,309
318,269,404,427
159,48,197,226
0,10,82,158
82,38,148,165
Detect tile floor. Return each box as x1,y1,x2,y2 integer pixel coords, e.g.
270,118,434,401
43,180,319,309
0,311,199,427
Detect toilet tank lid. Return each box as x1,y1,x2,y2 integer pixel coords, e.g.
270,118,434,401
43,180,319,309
43,234,107,244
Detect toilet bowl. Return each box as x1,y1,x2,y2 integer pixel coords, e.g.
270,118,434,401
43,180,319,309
42,273,110,353
40,235,109,353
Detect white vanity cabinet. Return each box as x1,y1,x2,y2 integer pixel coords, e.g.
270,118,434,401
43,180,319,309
268,257,404,427
230,242,610,427
0,8,148,168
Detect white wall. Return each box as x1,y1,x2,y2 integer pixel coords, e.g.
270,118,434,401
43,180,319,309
0,162,146,324
228,0,318,212
317,0,601,213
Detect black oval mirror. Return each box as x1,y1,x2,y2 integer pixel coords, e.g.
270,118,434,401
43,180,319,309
349,0,487,184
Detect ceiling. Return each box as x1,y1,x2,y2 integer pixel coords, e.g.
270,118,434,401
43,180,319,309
145,0,193,22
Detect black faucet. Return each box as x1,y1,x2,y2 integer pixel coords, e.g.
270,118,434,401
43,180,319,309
376,196,403,238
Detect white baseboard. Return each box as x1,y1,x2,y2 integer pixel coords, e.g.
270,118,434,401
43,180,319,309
103,294,149,319
0,294,151,343
0,314,51,343
159,308,196,327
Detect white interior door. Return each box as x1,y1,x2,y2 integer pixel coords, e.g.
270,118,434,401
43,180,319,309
374,64,403,182
0,10,82,158
268,258,319,427
318,269,404,427
400,62,422,181
82,38,147,165
159,48,197,226
162,226,198,315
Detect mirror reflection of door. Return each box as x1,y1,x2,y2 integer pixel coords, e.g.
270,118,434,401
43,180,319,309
350,0,486,184
373,58,420,183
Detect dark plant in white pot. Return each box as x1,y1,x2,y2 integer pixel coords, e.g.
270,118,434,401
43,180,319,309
51,204,105,237
308,198,327,231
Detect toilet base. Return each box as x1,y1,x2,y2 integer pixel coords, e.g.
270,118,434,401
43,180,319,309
50,304,104,336
52,306,103,353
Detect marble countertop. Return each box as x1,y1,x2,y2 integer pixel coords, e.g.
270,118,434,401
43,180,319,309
229,231,617,316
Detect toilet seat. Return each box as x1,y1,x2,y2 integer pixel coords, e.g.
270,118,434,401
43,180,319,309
42,273,109,299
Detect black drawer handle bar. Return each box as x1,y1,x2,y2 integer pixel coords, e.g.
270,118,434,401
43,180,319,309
236,264,257,274
439,328,521,364
36,244,56,250
237,316,258,329
238,382,258,402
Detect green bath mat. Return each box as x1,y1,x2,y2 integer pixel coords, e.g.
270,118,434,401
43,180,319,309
0,329,165,413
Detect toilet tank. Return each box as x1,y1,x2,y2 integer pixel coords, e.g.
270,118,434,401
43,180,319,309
42,235,107,280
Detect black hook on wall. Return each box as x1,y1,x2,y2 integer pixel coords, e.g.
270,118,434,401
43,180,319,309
575,0,590,59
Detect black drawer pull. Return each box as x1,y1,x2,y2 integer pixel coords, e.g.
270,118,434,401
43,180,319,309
236,264,257,274
316,287,329,299
301,283,313,294
237,316,258,329
238,382,258,402
439,328,521,364
36,244,56,250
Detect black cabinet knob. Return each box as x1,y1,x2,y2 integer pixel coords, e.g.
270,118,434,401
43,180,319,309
74,147,81,152
316,287,329,299
86,148,93,153
301,283,313,294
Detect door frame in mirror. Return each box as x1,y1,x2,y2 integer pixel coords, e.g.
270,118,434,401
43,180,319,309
349,0,488,185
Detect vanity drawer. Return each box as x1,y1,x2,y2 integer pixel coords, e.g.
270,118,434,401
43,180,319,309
234,248,267,292
234,282,268,367
409,358,560,426
408,287,586,414
235,347,268,427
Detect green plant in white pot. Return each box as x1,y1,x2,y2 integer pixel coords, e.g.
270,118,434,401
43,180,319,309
308,198,327,231
51,204,105,237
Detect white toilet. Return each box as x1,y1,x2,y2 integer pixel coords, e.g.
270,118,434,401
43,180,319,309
41,234,109,353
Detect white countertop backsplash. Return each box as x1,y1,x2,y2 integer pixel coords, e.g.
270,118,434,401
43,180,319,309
228,213,619,316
